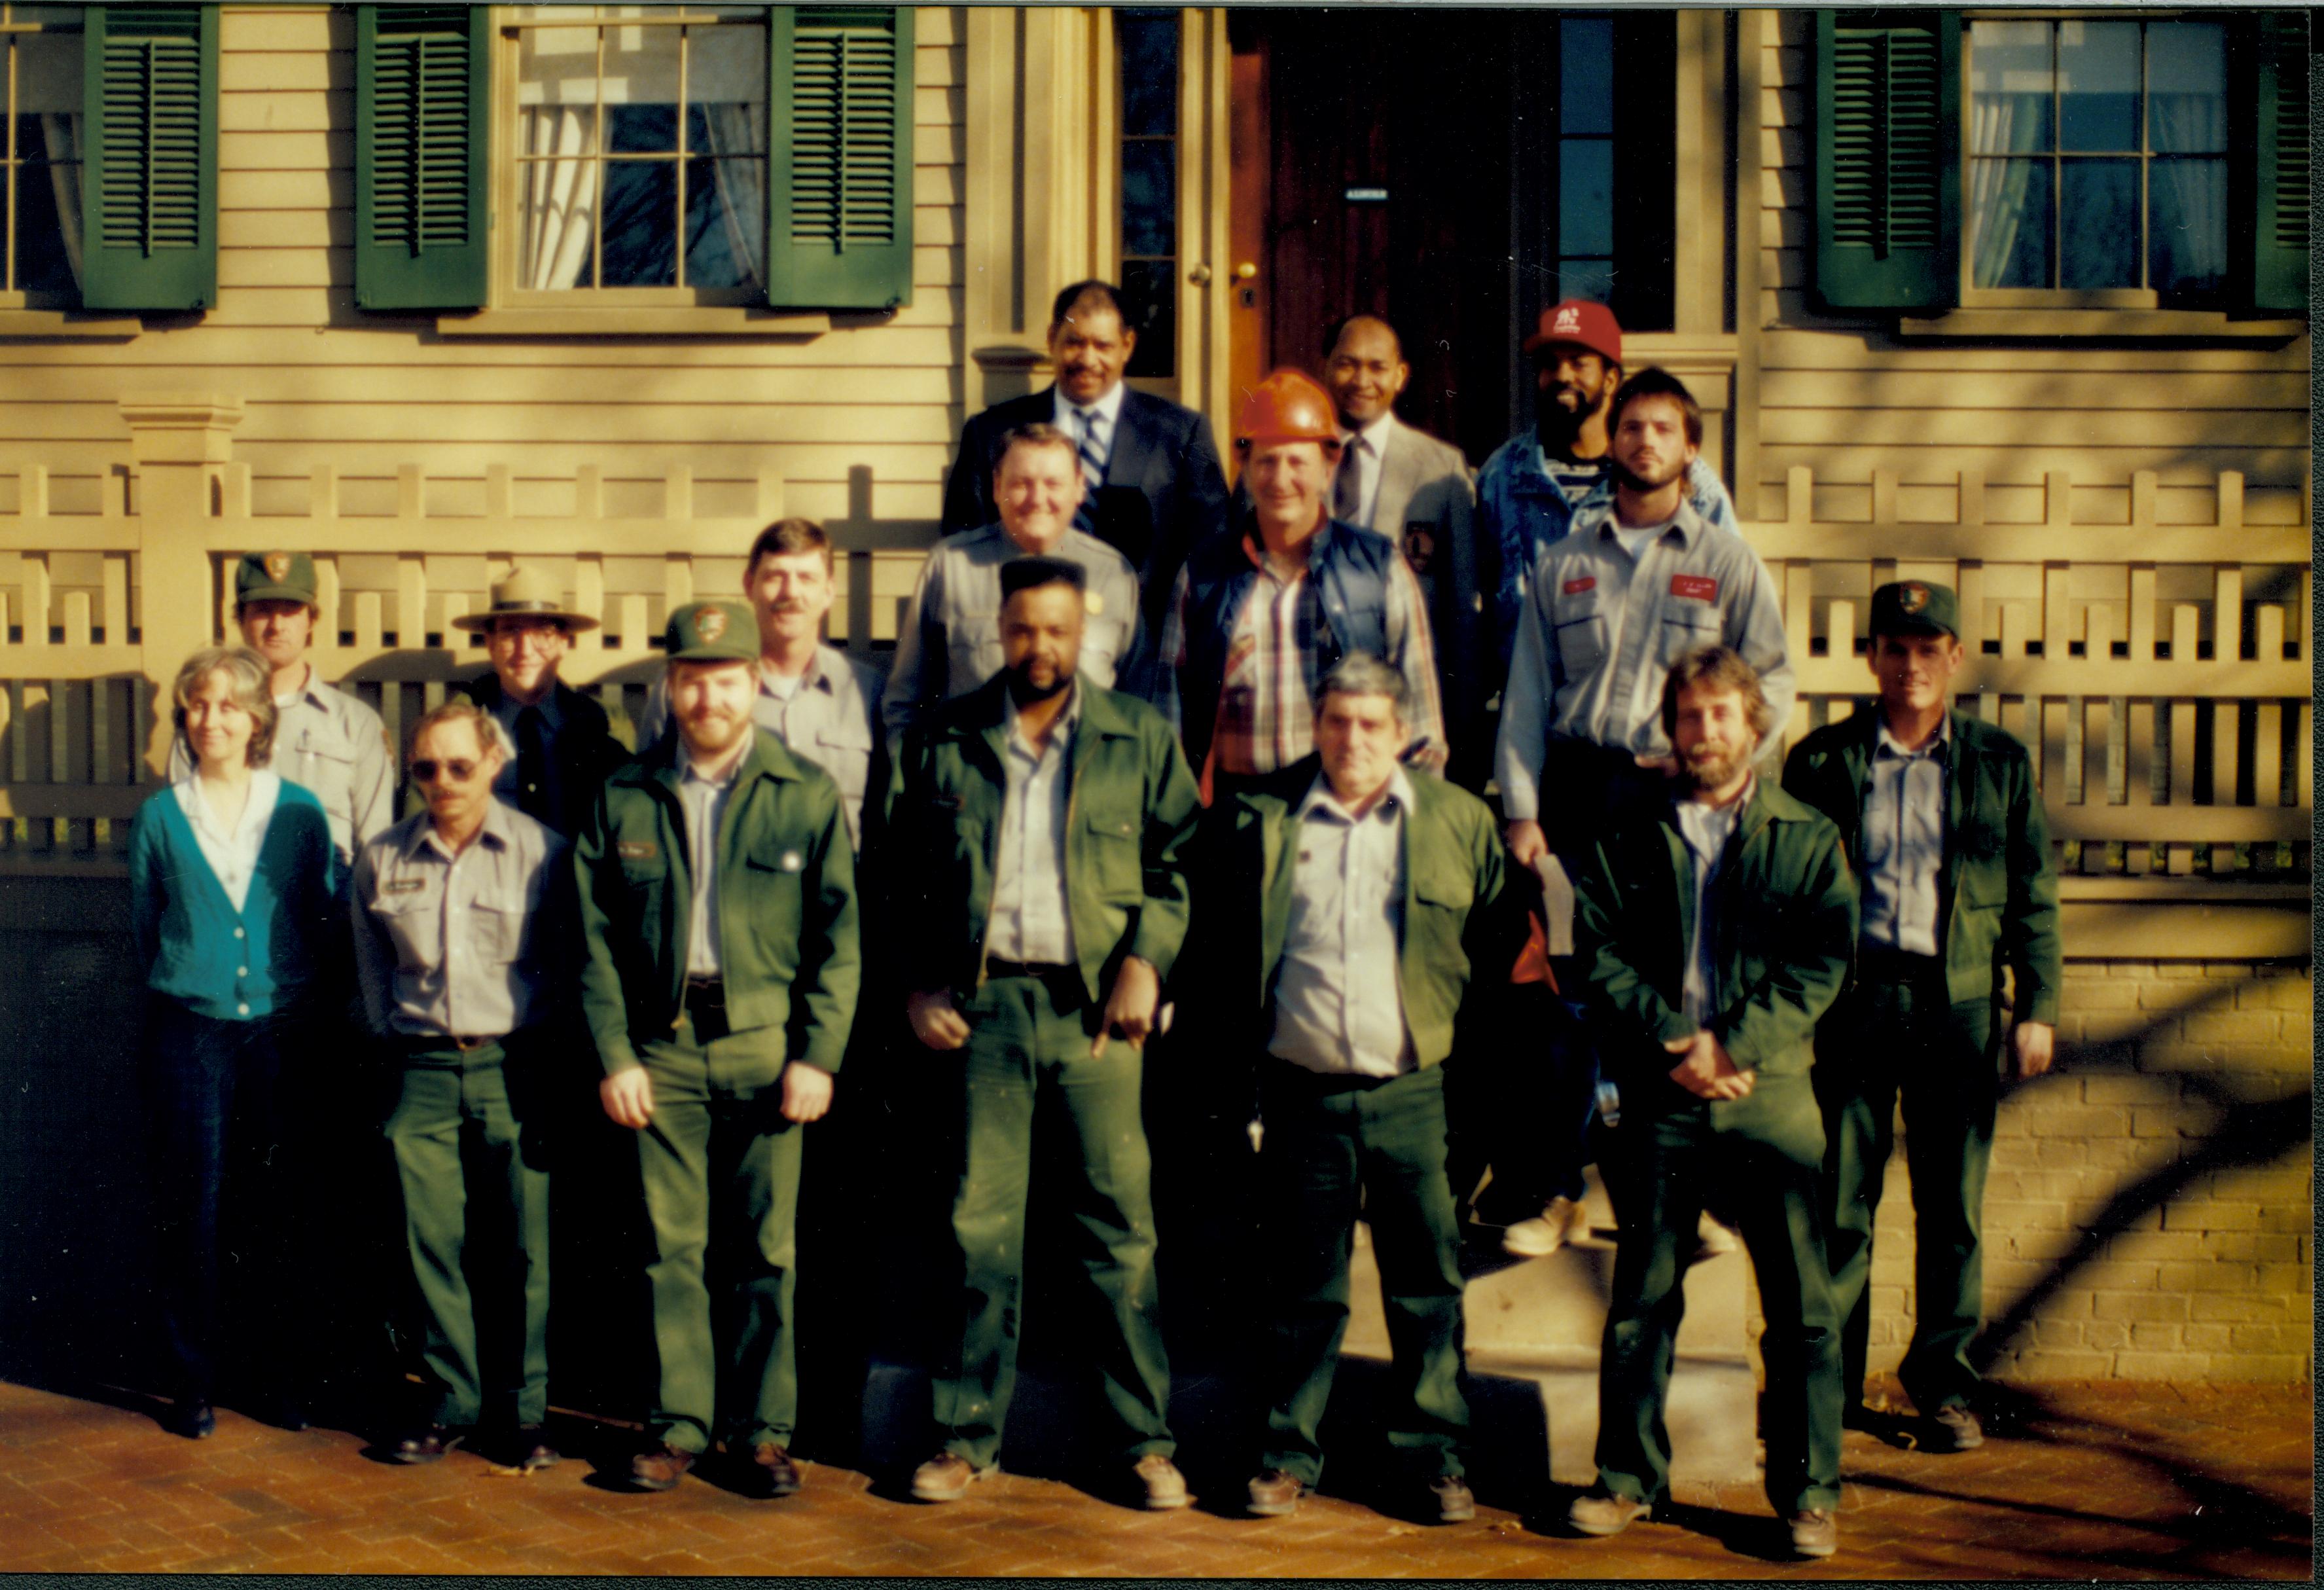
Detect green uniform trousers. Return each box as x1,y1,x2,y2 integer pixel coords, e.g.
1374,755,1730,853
931,969,1174,1470
635,1017,807,1454
1598,1074,1842,1516
1257,1060,1468,1487
1814,958,1997,1413
383,1038,552,1429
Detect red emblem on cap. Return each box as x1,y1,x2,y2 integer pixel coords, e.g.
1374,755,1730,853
1562,575,1597,596
1670,575,1717,602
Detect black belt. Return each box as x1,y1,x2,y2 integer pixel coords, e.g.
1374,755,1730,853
1858,944,1944,982
986,959,1073,982
679,977,729,1041
402,1032,499,1055
684,977,726,1005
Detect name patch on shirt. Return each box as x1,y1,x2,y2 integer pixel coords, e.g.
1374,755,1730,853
382,875,425,895
1562,575,1597,596
617,840,659,860
1670,574,1719,602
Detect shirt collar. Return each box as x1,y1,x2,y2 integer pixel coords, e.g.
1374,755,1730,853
503,679,565,729
412,796,512,862
180,768,281,848
1296,764,1414,827
1004,681,1081,758
1055,380,1128,429
1675,773,1754,842
1348,410,1395,457
682,739,750,789
1592,509,1692,550
759,647,833,698
1875,714,1952,761
1242,519,1328,579
277,660,325,710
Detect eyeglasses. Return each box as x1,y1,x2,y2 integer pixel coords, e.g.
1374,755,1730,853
411,759,482,784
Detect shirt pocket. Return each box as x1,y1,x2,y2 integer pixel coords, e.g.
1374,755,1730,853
808,716,874,804
370,888,444,977
1082,615,1130,682
948,615,1005,693
1549,587,1610,679
1656,604,1723,668
287,722,358,803
466,890,526,965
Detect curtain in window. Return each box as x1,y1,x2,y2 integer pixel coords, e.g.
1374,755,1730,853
39,113,81,289
518,105,598,291
1968,98,2041,289
700,102,765,290
2147,94,2226,291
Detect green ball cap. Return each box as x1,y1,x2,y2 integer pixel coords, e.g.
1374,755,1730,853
662,598,758,663
235,550,318,607
1869,579,1959,640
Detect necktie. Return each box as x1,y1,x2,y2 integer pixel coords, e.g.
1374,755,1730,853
1331,435,1365,526
514,704,549,827
1073,406,1105,540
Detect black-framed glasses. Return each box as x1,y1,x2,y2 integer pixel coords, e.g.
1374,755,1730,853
411,759,482,784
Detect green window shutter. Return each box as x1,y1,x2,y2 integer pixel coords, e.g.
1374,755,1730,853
1814,9,1959,312
766,5,914,310
355,4,488,310
2250,10,2310,314
80,5,218,312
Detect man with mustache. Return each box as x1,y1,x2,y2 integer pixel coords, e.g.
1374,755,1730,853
1475,300,1737,682
638,520,882,856
941,280,1230,651
1564,645,1854,1560
1488,368,1790,1261
577,600,860,1497
887,557,1202,1512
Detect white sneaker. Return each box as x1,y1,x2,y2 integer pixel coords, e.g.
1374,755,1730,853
1502,1195,1590,1257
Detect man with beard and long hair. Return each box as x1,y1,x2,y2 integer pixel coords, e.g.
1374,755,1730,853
576,600,860,1497
1564,645,1854,1561
1482,368,1790,1261
885,556,1202,1513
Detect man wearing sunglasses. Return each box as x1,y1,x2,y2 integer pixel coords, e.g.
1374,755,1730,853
576,600,861,1498
352,699,573,1473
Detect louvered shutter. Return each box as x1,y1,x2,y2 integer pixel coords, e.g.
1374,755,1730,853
355,5,488,310
2250,10,2310,314
1814,10,1959,311
766,6,914,310
79,5,217,312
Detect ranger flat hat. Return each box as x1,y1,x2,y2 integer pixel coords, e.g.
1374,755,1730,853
235,549,319,607
663,598,758,664
1869,579,1960,640
451,565,601,633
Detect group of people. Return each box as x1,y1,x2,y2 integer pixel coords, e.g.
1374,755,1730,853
126,280,2060,1560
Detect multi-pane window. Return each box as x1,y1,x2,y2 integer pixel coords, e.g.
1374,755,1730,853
1116,9,1176,378
1552,16,1614,306
0,5,82,300
1967,18,2226,297
1533,12,1673,332
511,5,769,295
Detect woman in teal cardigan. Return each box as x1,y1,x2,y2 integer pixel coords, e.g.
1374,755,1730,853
128,645,338,1439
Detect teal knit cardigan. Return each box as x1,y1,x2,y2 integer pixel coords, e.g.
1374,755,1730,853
128,780,340,1021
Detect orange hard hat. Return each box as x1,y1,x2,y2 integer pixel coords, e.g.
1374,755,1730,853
1234,369,1342,452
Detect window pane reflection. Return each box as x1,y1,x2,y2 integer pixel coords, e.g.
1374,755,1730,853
2058,158,2138,287
1969,158,2050,289
2148,156,2225,296
1121,141,1174,259
2057,20,2139,152
1969,20,2052,154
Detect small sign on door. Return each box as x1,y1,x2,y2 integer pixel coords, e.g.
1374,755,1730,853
1343,186,1389,204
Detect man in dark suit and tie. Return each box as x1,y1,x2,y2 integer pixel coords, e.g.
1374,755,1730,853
941,279,1231,667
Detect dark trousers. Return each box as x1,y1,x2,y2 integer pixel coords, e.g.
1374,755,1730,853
384,1038,552,1429
931,970,1173,1469
1596,1075,1842,1516
1257,1060,1468,1486
1815,959,1999,1412
635,1014,807,1454
142,998,302,1403
1450,984,1599,1216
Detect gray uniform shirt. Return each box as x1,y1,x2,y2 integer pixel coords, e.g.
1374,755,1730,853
883,523,1144,746
638,644,880,854
1674,784,1747,1029
171,661,395,873
986,689,1080,967
1495,497,1792,822
1861,718,1949,957
353,801,565,1039
678,743,746,979
1268,768,1416,1078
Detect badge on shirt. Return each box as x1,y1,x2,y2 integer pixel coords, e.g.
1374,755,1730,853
617,840,658,860
1562,575,1597,596
780,850,804,872
1084,589,1105,617
382,875,425,895
1671,574,1718,602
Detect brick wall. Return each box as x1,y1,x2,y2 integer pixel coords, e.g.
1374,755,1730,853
1746,958,2314,1388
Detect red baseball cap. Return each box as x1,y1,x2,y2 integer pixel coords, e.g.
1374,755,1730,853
1522,298,1622,367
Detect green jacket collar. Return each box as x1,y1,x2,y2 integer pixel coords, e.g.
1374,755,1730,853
637,721,810,797
1827,706,1982,900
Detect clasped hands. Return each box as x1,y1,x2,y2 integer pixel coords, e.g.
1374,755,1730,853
1664,1027,1753,1100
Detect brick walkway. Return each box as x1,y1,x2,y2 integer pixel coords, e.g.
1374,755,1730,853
0,1376,2307,1578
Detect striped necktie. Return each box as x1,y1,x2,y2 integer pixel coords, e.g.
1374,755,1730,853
1073,406,1106,539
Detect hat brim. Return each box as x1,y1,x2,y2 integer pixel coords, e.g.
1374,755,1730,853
1522,332,1620,361
236,585,319,607
664,646,759,665
451,606,601,634
1873,615,1958,639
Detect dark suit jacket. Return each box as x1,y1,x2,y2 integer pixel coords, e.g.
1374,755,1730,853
940,384,1231,651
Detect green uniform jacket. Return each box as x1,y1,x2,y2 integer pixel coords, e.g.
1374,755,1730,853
1191,757,1523,1068
882,674,1200,1003
1781,708,2062,1029
1573,778,1858,1098
575,727,860,1077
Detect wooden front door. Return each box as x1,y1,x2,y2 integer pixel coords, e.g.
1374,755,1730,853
1225,10,1534,467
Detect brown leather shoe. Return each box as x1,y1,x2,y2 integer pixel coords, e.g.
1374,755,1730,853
743,1442,802,1498
1787,1506,1839,1558
1246,1467,1308,1517
1132,1453,1192,1510
910,1450,990,1503
630,1443,696,1492
391,1426,461,1465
